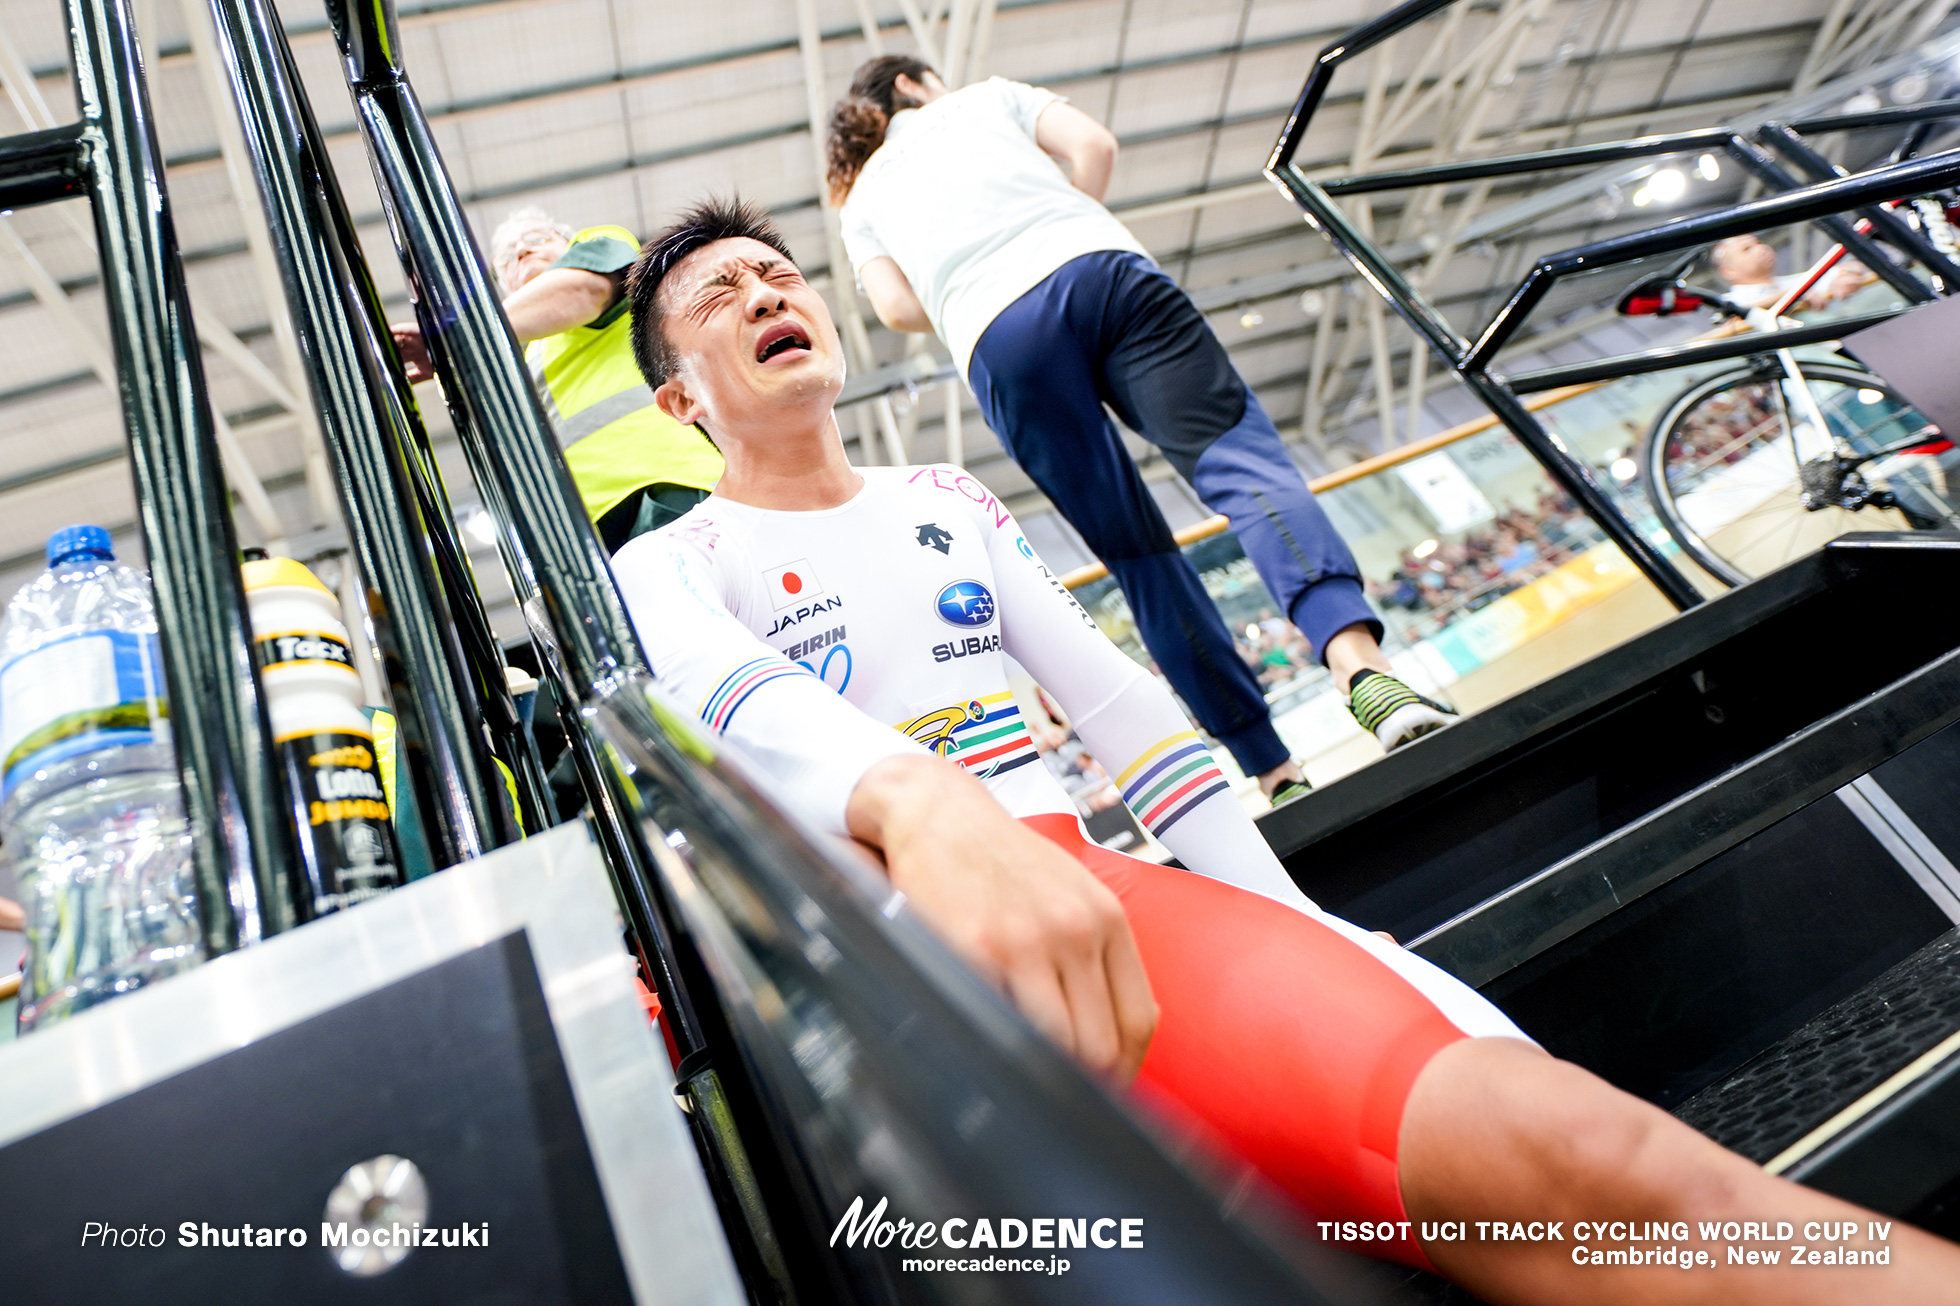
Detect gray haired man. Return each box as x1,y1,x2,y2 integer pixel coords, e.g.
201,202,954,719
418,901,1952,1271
392,206,723,550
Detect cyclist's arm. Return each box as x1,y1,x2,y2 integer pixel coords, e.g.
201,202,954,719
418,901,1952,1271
955,476,1316,912
610,531,923,836
610,527,1156,1079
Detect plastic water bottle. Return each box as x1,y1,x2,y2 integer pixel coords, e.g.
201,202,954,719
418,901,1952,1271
2,526,201,1033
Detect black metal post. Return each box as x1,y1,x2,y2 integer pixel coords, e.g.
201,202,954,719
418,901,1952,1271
318,0,797,1294
316,0,708,1012
1505,309,1909,393
66,0,290,949
1265,0,1960,613
1724,135,1942,303
1790,97,1960,134
1273,167,1704,609
1267,0,1451,175
0,122,89,208
203,0,516,868
1322,126,1736,196
1755,122,1960,291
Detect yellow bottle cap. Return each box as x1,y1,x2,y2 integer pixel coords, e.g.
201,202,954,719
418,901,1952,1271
241,556,335,595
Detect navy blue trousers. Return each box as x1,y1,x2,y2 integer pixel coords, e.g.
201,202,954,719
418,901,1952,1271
969,251,1379,777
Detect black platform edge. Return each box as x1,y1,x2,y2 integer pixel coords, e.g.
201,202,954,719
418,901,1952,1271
1672,927,1960,1165
1257,535,1960,864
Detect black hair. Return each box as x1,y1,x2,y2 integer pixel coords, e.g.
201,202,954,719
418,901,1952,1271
824,54,937,203
625,195,796,390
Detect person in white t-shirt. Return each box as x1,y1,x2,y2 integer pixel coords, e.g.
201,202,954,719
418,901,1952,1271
1710,233,1872,312
826,57,1455,803
605,195,1960,1303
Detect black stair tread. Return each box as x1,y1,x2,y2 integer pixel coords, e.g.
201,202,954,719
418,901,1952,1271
1673,926,1960,1162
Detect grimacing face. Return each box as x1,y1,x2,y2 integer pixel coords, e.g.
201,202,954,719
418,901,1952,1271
651,236,846,435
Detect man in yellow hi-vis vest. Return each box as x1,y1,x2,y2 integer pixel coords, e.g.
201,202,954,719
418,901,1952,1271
393,207,723,552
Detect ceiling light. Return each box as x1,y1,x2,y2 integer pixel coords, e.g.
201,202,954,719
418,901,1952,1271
1843,89,1882,114
1245,624,1261,640
1412,538,1439,559
1611,456,1637,482
1858,388,1885,404
1239,307,1265,329
1646,168,1687,203
1891,71,1930,104
1298,289,1326,318
1696,154,1721,182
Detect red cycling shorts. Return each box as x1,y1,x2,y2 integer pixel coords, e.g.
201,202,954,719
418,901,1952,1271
1023,812,1484,1269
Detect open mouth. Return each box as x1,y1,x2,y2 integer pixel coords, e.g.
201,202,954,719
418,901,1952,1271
755,321,813,364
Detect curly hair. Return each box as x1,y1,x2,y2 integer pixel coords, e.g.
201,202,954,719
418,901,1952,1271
824,54,936,204
625,195,796,390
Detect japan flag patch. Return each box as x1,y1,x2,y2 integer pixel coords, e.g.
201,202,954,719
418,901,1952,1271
762,559,824,610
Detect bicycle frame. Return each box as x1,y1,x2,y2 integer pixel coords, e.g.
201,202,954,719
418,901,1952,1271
1267,0,1960,607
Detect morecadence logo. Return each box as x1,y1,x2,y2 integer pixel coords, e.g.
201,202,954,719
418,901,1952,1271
830,1195,1143,1276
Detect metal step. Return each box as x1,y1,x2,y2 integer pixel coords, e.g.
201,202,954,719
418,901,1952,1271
1674,927,1960,1239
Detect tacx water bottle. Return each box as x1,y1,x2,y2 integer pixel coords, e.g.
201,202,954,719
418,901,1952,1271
241,555,402,918
1,525,201,1033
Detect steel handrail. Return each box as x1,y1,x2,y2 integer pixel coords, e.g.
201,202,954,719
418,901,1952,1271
1265,0,1960,611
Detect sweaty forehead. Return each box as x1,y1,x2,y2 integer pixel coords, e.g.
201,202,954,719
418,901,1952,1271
663,237,795,304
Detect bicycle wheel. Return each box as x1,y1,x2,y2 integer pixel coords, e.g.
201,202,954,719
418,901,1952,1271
1643,361,1955,587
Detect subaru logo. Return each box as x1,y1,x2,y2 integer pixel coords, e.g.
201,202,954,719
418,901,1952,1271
935,580,995,628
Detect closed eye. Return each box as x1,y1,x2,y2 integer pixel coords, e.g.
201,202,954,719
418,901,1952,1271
687,286,735,322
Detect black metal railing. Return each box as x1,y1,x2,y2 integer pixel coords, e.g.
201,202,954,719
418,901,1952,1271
1267,0,1960,611
0,0,298,951
203,0,524,869
190,0,801,1292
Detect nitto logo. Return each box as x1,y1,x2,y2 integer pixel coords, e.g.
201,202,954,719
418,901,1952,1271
935,580,995,628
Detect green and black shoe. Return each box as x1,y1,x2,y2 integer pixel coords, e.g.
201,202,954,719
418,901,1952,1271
1268,777,1312,808
1346,669,1457,751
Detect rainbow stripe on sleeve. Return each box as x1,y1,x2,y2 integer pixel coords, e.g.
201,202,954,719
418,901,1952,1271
1116,730,1230,836
700,656,811,732
945,692,1040,779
